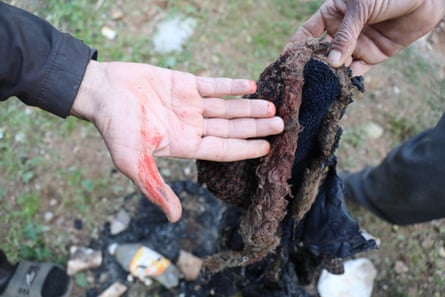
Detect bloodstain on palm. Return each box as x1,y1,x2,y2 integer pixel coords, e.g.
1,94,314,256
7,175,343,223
137,104,170,210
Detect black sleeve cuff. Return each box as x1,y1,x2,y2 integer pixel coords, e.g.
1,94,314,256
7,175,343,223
0,2,97,118
35,33,98,118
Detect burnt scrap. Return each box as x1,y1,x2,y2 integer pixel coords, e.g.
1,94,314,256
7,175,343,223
197,37,376,273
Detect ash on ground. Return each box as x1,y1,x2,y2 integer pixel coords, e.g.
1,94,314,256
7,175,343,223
87,181,312,297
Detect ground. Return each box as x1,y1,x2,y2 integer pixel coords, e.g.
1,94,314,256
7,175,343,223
0,1,444,297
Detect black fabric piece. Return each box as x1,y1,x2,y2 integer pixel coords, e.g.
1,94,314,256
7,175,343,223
292,59,340,185
0,1,97,118
295,162,376,258
290,59,375,264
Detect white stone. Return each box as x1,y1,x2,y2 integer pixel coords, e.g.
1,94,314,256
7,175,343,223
44,211,54,222
152,16,196,53
176,250,203,281
109,209,131,235
364,122,384,139
98,282,127,297
67,246,103,275
101,26,118,40
317,258,377,297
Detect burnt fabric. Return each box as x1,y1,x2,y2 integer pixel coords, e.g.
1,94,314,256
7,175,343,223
296,159,376,258
197,38,376,276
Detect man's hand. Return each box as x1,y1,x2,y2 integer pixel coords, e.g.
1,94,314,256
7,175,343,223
71,61,284,222
290,0,445,75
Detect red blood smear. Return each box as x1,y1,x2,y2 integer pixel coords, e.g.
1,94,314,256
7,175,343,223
137,104,170,210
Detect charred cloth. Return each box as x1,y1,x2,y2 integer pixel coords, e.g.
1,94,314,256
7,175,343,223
197,37,376,277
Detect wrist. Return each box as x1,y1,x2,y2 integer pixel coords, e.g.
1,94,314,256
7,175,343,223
70,60,104,122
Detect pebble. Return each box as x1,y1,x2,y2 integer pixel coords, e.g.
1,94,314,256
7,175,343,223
438,246,445,258
365,122,384,139
111,6,124,20
176,250,203,281
98,282,128,297
317,258,377,297
109,210,131,235
101,26,118,40
152,16,197,54
394,260,409,274
44,211,54,222
67,246,103,275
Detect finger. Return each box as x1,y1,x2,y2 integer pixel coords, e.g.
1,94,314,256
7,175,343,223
203,98,276,118
203,117,284,139
138,153,182,222
195,137,271,161
328,2,368,67
196,77,257,97
350,60,372,76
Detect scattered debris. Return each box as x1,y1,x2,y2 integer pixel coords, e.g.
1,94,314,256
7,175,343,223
176,250,203,281
113,243,180,288
67,246,103,276
101,26,118,40
98,282,127,297
109,209,131,235
317,258,377,297
152,16,196,53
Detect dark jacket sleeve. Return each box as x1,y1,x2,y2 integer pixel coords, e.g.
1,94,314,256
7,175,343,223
0,1,97,118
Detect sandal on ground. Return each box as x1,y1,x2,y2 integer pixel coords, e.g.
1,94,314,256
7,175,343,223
0,260,72,297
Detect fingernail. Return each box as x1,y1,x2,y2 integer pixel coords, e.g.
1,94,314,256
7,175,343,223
328,50,342,67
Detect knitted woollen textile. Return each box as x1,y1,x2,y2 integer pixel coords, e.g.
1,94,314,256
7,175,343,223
197,37,375,272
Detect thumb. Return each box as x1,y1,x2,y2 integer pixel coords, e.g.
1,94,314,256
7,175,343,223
137,153,182,222
328,4,367,68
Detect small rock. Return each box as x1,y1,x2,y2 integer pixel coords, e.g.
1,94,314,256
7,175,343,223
74,218,83,230
101,26,118,40
394,260,409,274
98,282,127,297
176,250,203,281
317,258,377,297
44,211,54,222
153,16,197,54
49,199,58,206
183,166,191,176
108,243,118,255
109,210,131,235
14,131,25,143
365,122,384,139
111,6,124,20
126,274,135,283
439,246,445,258
67,246,103,275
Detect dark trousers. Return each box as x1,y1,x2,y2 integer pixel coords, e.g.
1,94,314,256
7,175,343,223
342,113,445,225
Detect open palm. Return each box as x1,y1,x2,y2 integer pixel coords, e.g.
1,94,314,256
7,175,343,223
81,62,283,222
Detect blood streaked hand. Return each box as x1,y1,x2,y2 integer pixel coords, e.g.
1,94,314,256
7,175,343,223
290,0,445,75
71,61,284,222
